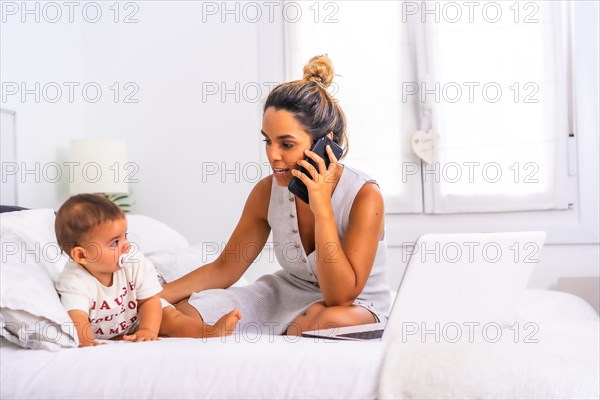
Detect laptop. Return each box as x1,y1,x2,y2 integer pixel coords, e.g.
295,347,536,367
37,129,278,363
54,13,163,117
301,231,546,341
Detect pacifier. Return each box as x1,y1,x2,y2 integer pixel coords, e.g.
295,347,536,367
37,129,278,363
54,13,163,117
118,251,133,268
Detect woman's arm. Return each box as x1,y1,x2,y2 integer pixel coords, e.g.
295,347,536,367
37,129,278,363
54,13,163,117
161,177,272,304
293,146,385,307
315,183,384,306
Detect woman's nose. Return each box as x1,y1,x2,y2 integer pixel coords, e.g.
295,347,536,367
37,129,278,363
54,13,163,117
267,146,281,161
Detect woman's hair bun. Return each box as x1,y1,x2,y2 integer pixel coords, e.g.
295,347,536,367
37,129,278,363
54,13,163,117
302,54,334,88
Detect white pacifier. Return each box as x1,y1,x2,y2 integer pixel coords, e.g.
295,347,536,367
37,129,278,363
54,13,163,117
118,251,134,269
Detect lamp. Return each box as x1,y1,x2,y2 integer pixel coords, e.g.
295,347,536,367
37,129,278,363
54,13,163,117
69,139,129,195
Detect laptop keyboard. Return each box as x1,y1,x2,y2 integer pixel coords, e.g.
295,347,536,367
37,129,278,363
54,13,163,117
337,329,385,340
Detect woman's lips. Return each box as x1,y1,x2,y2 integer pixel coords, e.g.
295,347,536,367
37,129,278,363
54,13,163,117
273,167,290,177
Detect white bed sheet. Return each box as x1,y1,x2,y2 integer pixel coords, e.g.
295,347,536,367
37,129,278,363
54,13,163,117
1,335,385,399
379,289,600,399
2,283,599,400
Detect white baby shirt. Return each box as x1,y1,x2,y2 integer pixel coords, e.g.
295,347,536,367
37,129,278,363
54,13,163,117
55,254,162,340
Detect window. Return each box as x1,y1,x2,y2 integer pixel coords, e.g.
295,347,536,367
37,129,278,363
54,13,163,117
285,1,422,213
421,1,571,213
278,0,598,244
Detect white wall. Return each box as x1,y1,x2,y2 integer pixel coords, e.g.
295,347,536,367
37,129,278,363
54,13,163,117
1,1,267,247
1,6,85,206
1,1,598,292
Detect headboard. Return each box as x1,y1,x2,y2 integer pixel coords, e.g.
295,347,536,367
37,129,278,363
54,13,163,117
1,108,17,205
0,205,28,213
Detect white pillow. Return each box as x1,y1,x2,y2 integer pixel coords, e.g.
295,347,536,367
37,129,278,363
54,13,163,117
518,289,599,321
0,209,234,350
0,228,77,350
145,244,248,287
0,210,190,279
0,208,68,280
126,214,189,255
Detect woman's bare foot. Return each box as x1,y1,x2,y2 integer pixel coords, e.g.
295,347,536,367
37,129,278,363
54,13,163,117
207,308,241,337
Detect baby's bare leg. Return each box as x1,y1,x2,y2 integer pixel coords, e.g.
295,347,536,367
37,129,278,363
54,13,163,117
159,306,241,338
175,299,204,320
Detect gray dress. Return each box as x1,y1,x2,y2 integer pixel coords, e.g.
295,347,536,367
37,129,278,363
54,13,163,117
188,165,391,334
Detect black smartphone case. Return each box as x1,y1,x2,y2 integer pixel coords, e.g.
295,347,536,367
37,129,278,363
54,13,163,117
288,136,344,204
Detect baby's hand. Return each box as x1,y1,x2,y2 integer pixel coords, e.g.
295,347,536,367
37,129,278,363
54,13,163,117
123,329,158,342
79,340,105,348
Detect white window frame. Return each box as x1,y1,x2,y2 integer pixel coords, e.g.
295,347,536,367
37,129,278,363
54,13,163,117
387,0,598,246
258,1,599,246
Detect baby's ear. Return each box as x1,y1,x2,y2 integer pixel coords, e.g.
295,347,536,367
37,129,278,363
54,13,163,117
70,246,87,265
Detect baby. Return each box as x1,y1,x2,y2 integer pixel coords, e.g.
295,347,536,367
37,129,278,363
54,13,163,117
54,193,240,347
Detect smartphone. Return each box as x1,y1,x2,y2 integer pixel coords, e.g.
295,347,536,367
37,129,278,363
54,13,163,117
288,136,344,204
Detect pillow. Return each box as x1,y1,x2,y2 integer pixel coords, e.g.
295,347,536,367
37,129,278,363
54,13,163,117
1,210,190,279
0,208,68,280
126,214,189,255
0,205,29,213
145,244,248,287
1,229,77,350
518,289,600,322
1,309,76,350
0,209,222,350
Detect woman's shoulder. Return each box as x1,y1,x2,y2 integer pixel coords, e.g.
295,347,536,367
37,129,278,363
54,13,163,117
341,164,375,183
354,181,383,207
242,176,272,220
253,175,273,201
337,165,380,199
341,165,384,215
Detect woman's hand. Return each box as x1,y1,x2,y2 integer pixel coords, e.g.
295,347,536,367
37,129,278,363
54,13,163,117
291,144,341,217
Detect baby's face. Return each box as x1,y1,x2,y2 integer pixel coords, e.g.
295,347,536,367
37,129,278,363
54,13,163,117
79,217,130,282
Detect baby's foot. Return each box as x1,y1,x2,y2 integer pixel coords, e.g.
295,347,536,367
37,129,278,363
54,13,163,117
209,308,241,337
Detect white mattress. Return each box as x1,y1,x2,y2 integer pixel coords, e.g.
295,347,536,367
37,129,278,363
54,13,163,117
1,335,386,399
2,289,598,400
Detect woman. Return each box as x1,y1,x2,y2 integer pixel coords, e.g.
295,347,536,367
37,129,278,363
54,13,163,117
162,55,391,336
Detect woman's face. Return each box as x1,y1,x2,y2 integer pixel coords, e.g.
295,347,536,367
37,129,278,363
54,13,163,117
262,107,312,186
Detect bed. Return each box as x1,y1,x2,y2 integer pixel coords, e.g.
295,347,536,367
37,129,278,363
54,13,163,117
1,208,599,399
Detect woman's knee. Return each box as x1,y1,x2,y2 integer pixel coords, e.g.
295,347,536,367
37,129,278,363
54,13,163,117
311,305,376,329
304,302,326,317
286,303,376,335
285,303,325,335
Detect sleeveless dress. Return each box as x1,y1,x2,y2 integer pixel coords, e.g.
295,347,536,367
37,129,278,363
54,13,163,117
188,165,391,335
